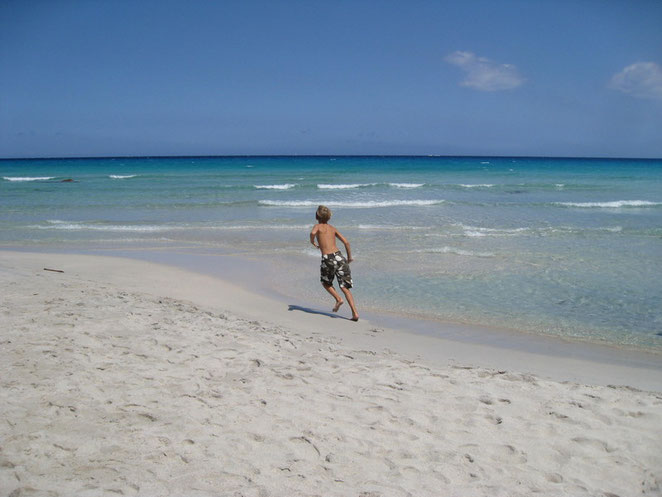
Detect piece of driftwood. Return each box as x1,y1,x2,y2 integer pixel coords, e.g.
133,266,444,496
43,268,64,273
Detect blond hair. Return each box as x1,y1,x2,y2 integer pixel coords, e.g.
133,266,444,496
316,205,332,223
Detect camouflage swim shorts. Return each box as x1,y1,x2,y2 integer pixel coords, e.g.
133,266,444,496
320,251,353,289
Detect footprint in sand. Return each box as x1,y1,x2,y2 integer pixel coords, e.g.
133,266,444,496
492,444,527,464
486,414,503,425
571,436,614,452
546,472,564,483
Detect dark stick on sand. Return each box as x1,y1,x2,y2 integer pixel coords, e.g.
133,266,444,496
43,268,64,273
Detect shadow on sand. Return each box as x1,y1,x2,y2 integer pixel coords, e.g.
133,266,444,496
287,304,351,320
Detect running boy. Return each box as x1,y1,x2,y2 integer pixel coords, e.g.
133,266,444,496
309,205,359,321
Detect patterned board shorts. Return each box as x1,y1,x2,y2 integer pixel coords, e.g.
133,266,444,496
320,251,353,289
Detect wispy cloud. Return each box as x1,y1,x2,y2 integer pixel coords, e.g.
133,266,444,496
444,51,524,91
609,62,662,100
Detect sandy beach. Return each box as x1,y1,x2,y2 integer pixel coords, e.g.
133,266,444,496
1,250,661,497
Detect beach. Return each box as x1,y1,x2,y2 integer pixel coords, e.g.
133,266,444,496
2,250,661,497
4,0,662,493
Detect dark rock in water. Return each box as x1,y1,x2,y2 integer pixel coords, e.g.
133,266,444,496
60,178,76,182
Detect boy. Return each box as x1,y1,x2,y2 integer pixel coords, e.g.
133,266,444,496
309,205,359,321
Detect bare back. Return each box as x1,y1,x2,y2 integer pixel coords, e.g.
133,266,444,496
311,223,340,255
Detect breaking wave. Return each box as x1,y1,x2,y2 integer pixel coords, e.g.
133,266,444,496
259,200,444,208
3,176,55,182
414,246,495,257
388,183,424,188
254,184,296,190
555,200,661,208
317,183,376,189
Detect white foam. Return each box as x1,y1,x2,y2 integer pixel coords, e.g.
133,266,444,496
543,226,625,234
453,223,627,238
480,161,490,164
37,221,316,232
34,220,169,232
555,200,661,208
301,247,321,258
109,175,137,179
317,183,375,189
358,224,395,230
357,224,427,230
259,200,443,208
456,224,529,236
254,184,296,190
458,184,495,188
87,237,176,243
389,183,424,188
3,176,55,182
206,224,310,231
35,220,318,233
415,246,495,257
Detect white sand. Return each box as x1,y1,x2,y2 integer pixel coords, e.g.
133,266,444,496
1,251,661,497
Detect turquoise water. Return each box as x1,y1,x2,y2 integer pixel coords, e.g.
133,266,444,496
2,156,661,350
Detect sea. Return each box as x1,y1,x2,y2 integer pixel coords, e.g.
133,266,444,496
2,156,661,352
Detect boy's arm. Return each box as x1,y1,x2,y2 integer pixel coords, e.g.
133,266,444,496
310,225,320,249
335,230,353,262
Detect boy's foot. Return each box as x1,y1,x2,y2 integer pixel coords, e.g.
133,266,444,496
333,300,344,312
351,315,359,322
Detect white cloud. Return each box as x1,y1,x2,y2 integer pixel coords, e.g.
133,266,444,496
609,62,662,100
444,51,524,91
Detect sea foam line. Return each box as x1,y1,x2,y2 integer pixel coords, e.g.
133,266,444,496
413,246,495,257
259,200,444,208
317,183,376,189
555,200,661,208
316,183,424,189
3,176,55,182
204,224,311,230
433,223,626,238
32,221,168,232
456,224,529,237
254,184,296,190
357,224,427,230
388,183,424,188
31,220,312,232
109,175,137,179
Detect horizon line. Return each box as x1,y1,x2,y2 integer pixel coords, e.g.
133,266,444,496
2,154,661,161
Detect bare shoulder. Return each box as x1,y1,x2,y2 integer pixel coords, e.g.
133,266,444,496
327,224,342,238
311,223,321,233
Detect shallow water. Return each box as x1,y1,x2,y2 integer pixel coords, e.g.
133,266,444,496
2,156,661,350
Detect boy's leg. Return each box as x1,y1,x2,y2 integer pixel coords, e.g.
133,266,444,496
340,286,359,321
322,283,344,312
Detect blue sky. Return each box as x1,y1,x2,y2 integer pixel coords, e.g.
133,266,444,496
1,0,661,158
